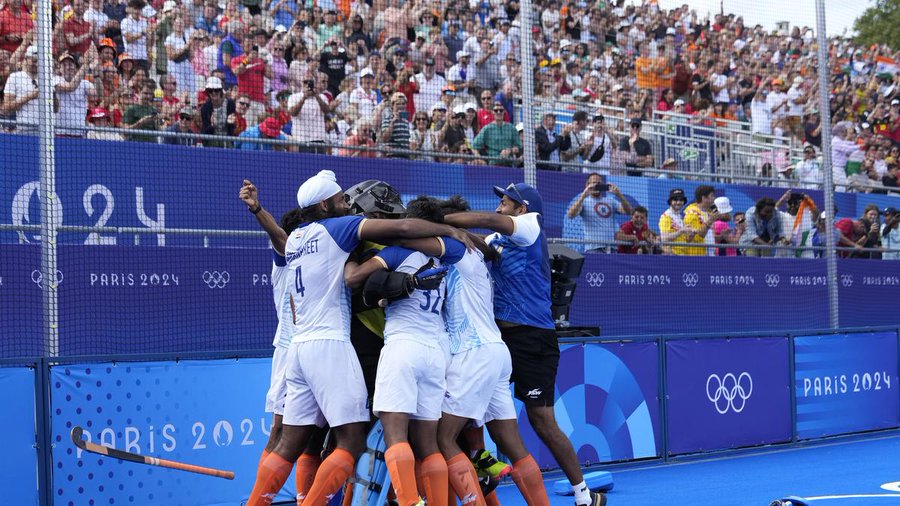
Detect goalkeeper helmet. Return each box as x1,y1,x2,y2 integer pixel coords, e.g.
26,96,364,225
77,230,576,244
344,180,407,217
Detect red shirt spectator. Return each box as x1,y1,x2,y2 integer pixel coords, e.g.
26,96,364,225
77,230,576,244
231,54,267,103
63,0,92,57
616,207,656,254
0,0,32,54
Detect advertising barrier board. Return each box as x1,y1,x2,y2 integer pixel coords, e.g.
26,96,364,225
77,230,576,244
666,338,792,454
795,332,900,439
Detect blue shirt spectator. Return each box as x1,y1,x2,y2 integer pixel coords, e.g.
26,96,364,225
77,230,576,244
237,117,288,150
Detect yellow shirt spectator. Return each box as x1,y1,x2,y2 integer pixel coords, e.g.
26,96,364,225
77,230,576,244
658,209,693,255
683,202,714,256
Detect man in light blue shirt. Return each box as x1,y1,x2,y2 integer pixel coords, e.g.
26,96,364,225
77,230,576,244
237,116,287,150
566,173,633,252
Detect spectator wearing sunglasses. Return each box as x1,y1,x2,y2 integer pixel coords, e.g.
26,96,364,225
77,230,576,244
438,105,468,152
796,145,822,190
472,102,521,165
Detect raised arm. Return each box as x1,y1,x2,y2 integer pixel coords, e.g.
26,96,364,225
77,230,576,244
359,218,474,250
443,211,515,235
239,179,288,254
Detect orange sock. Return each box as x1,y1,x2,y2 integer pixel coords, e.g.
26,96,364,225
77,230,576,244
303,448,356,506
420,453,449,506
448,483,458,506
257,449,271,476
385,442,420,506
446,453,486,506
296,454,321,503
415,460,426,498
247,452,294,506
485,491,501,506
341,482,354,506
509,455,549,506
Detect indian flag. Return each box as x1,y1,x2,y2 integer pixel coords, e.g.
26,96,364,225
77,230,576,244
875,56,899,76
792,199,816,259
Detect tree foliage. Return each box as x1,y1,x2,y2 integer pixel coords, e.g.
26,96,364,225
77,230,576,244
854,0,900,50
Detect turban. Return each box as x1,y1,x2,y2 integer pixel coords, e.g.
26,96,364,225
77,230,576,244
297,170,342,208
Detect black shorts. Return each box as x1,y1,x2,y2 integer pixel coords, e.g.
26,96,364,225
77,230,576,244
500,324,560,407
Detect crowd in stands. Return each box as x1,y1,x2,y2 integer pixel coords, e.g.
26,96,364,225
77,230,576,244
1,0,899,190
566,172,900,258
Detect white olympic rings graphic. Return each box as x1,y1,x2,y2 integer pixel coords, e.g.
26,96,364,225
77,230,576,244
584,272,605,287
31,269,63,289
202,270,231,289
682,272,699,287
764,274,780,288
840,274,854,288
706,372,753,414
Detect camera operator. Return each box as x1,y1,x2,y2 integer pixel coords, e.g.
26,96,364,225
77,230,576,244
566,173,633,253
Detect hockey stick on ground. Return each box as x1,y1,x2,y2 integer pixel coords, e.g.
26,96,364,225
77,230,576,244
70,426,235,480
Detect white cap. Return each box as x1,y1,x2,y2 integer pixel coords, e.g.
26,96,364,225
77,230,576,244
25,45,37,58
205,76,223,90
360,68,374,78
560,39,572,49
515,122,524,132
452,105,466,115
464,102,477,111
457,50,470,59
274,24,287,33
612,84,624,91
713,196,733,214
793,76,804,85
674,98,685,106
162,0,177,12
431,102,447,112
666,27,677,35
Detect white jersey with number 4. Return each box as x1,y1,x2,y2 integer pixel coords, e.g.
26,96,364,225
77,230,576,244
284,215,366,344
376,240,465,349
443,241,503,355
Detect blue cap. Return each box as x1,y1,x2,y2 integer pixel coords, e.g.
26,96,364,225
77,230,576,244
493,183,543,215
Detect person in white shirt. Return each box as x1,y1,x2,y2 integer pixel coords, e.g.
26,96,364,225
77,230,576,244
796,145,822,190
710,60,731,105
54,52,99,137
288,75,330,153
785,76,807,139
582,114,615,173
750,80,773,139
3,46,41,134
348,68,378,119
121,0,151,69
412,57,446,114
84,0,110,34
766,78,789,124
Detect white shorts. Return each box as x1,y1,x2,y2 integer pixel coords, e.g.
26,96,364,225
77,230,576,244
442,342,516,423
373,339,447,421
283,339,370,428
265,345,290,415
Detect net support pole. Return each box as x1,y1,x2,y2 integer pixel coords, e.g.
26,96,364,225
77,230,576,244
815,0,839,330
519,0,537,187
36,0,59,356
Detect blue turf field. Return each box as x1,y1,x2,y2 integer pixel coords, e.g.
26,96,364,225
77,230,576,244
495,434,900,505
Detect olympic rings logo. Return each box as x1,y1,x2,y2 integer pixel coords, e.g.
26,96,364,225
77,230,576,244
31,269,63,289
764,274,780,288
840,274,853,288
682,272,699,287
202,271,230,289
584,272,605,287
706,372,753,414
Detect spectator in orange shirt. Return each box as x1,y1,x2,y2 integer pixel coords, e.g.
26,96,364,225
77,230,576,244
340,120,378,157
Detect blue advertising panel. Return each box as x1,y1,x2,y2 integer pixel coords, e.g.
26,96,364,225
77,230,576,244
0,244,42,356
515,341,661,468
50,358,296,506
837,260,900,329
0,136,891,247
666,338,792,454
0,366,38,506
795,332,900,439
571,255,831,336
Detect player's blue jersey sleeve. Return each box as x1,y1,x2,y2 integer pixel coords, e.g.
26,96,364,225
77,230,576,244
272,249,286,266
439,237,466,265
376,246,416,270
321,215,366,252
